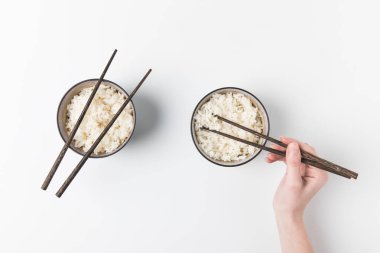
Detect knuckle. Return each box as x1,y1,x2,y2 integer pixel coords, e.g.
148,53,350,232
302,142,317,154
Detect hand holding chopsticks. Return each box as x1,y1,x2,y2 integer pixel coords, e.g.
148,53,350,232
202,115,358,180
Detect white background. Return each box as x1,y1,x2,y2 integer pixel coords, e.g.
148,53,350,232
0,0,379,252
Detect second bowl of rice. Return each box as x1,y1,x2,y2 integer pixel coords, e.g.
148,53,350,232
191,87,270,167
57,79,136,158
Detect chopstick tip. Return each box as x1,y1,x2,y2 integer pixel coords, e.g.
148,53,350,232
201,126,210,131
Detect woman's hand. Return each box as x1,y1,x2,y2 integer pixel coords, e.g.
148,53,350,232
266,137,328,253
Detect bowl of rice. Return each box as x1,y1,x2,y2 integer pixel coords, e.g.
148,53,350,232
191,87,270,167
57,79,136,158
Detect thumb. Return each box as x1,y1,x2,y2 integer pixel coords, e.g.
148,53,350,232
285,142,302,182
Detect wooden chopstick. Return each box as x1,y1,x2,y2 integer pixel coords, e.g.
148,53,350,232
215,115,358,179
41,49,118,190
201,127,351,179
55,69,152,198
203,115,358,179
214,114,286,148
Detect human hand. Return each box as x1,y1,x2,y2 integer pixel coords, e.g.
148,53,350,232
266,137,328,221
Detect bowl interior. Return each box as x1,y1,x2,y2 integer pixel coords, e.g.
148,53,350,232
191,87,270,167
57,79,136,158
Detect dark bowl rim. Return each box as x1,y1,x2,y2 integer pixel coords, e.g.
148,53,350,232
190,86,270,167
56,78,136,159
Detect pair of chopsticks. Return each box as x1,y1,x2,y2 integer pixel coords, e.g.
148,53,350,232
202,115,358,180
42,49,152,197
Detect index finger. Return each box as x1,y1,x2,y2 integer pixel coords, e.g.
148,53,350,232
281,136,317,155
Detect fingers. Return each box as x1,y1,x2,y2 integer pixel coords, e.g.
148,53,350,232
266,143,286,163
285,139,329,192
278,137,321,178
267,137,328,202
266,136,317,163
284,142,302,184
266,153,285,163
291,140,326,179
304,170,328,197
265,136,320,180
281,136,317,155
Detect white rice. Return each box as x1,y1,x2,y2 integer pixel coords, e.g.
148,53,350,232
194,92,264,162
66,82,134,155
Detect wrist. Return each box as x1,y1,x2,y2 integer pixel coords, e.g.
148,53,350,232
274,210,313,253
275,210,304,225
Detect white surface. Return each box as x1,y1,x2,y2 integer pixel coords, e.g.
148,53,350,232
0,0,379,252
